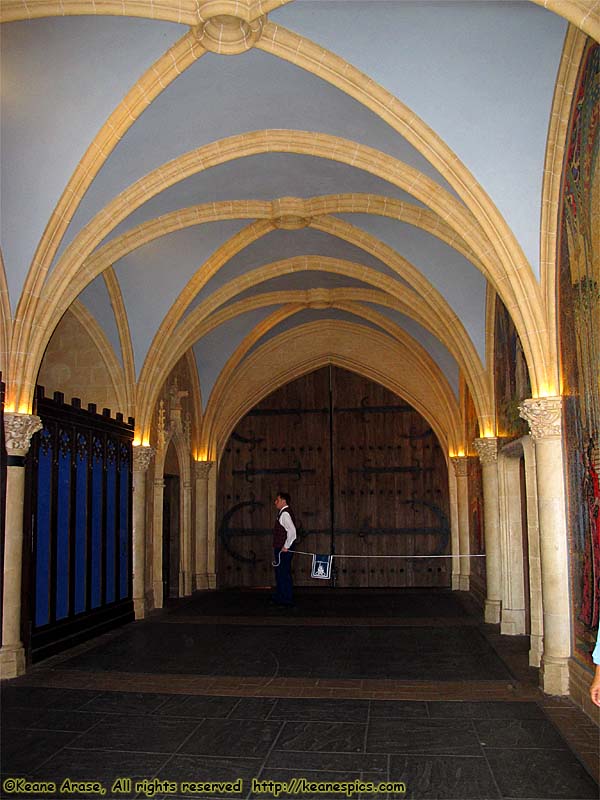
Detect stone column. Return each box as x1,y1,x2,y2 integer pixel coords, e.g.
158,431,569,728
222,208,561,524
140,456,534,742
181,477,193,596
497,451,527,635
152,476,165,608
1,413,42,678
519,396,570,695
132,445,154,620
194,461,213,590
206,464,217,589
450,456,470,591
448,467,461,589
473,438,502,623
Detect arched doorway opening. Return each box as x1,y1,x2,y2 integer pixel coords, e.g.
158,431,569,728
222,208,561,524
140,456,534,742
162,440,180,601
217,366,451,589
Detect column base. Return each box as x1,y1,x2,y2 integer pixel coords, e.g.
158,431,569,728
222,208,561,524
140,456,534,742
207,572,217,590
451,573,460,590
179,571,192,597
0,644,26,679
195,573,209,590
459,575,470,591
501,608,526,636
484,599,501,624
153,581,164,609
529,634,543,668
133,597,146,620
145,590,155,613
540,655,569,696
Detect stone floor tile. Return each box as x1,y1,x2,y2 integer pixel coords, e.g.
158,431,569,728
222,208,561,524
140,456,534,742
367,718,481,757
275,720,366,753
389,754,500,799
179,719,284,759
483,747,598,799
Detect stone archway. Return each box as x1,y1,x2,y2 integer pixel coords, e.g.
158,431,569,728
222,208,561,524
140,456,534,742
151,385,193,608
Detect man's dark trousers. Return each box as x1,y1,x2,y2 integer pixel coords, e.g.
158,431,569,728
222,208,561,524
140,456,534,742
273,548,294,606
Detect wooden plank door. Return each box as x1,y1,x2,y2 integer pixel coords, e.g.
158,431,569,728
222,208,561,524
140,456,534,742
331,369,450,588
217,368,332,588
217,367,450,589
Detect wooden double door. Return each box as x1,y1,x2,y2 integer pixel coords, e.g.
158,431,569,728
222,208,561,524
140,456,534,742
217,367,450,589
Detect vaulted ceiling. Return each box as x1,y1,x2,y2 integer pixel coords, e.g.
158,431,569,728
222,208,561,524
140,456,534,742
1,0,596,452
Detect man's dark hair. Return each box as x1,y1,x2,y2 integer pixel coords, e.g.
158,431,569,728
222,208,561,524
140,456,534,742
277,491,291,506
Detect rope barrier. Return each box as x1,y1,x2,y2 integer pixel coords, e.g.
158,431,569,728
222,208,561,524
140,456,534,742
272,550,486,567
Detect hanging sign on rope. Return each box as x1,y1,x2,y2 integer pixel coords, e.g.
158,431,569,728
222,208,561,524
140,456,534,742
311,554,333,580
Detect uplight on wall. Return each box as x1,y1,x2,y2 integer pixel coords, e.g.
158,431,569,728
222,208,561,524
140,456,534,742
449,449,466,459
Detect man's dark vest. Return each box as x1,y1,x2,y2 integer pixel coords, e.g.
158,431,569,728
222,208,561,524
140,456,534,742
273,506,296,549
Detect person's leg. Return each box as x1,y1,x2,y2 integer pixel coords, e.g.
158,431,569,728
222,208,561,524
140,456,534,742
273,548,285,603
279,551,294,605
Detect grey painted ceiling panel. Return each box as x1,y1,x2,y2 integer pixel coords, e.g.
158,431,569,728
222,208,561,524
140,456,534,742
271,0,567,274
186,227,410,317
99,154,423,247
243,308,383,363
54,45,456,260
365,302,459,399
114,220,247,376
193,305,281,406
229,271,373,306
1,17,185,311
335,213,487,360
78,276,123,367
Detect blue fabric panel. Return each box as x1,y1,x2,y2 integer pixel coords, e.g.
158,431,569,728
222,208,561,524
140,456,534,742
91,438,103,609
119,445,130,600
105,439,117,603
56,430,71,621
35,429,53,627
74,435,88,614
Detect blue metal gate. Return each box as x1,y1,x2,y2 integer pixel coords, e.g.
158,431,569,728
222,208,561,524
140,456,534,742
26,387,134,661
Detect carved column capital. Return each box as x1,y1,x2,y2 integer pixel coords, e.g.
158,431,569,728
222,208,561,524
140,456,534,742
519,397,562,440
450,456,469,478
195,460,214,481
133,445,155,472
473,437,499,464
4,413,42,457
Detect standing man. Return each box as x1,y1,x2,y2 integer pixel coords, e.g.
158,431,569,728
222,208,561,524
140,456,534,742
272,492,297,607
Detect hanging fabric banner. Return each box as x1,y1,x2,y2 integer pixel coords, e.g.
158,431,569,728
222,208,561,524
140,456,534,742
311,553,333,580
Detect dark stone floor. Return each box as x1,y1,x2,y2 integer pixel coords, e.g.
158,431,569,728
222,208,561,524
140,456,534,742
56,621,511,681
163,588,469,619
1,588,598,800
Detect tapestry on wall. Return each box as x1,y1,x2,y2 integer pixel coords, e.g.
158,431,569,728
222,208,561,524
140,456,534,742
559,41,600,668
468,457,485,595
494,296,531,440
